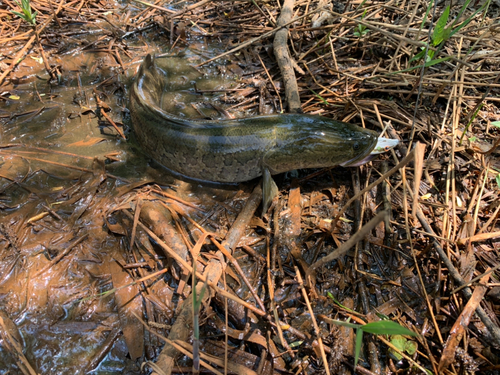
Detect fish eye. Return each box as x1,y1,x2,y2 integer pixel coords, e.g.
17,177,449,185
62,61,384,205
385,146,390,151
353,142,360,151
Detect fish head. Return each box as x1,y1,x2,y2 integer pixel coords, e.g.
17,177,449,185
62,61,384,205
311,119,380,167
264,116,396,174
340,136,399,167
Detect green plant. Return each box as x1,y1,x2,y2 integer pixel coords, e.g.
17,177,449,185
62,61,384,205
11,0,37,25
459,103,484,146
354,9,370,38
410,0,486,67
389,334,418,361
324,310,418,368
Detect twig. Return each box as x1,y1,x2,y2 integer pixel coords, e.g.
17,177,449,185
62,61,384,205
416,208,500,348
0,15,54,86
273,0,301,113
195,7,326,67
307,211,388,277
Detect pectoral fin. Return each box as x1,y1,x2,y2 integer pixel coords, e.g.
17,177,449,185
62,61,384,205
262,168,278,214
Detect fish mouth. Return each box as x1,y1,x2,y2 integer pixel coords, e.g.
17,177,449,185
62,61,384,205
340,137,399,167
370,137,399,154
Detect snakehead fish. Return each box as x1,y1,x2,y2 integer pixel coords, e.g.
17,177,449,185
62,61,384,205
129,54,398,212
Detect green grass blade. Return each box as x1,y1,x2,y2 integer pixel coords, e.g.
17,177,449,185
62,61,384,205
432,5,450,46
327,319,359,329
452,0,473,28
361,321,418,336
11,10,25,18
327,292,356,312
420,0,434,30
409,48,425,63
309,89,329,106
392,56,450,73
459,103,484,146
354,329,363,368
449,4,486,38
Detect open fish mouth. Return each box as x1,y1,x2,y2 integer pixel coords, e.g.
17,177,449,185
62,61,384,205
370,137,399,154
340,137,399,167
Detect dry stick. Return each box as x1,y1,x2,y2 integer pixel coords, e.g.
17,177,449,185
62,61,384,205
457,231,500,246
295,267,330,375
0,314,37,375
185,218,266,312
100,109,126,139
0,15,54,86
35,25,56,81
174,338,260,375
273,0,301,113
451,263,500,295
85,327,121,373
416,208,500,348
209,239,266,312
154,188,203,211
307,211,388,278
329,149,416,233
166,0,212,19
122,210,265,317
256,53,283,113
387,0,422,71
438,272,491,372
400,146,445,354
151,184,263,375
2,153,92,173
412,143,425,219
129,0,176,14
195,6,326,68
0,144,94,159
132,313,224,375
32,234,88,278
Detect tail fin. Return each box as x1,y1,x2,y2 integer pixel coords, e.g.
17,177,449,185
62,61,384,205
137,54,165,100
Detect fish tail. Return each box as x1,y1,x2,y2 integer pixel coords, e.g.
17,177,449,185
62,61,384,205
138,54,165,100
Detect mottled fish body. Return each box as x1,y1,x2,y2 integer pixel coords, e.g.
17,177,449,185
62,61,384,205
129,55,398,211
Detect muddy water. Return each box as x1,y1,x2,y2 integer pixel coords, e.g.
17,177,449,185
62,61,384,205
0,27,254,373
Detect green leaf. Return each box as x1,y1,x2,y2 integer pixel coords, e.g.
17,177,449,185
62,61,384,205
309,89,329,106
468,136,477,142
327,292,356,312
405,340,418,355
409,48,427,63
327,319,358,329
450,2,486,38
432,5,450,46
361,321,418,336
394,56,450,74
496,174,500,189
354,329,363,368
491,121,500,129
389,335,406,361
452,0,473,27
420,0,434,30
11,10,25,18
